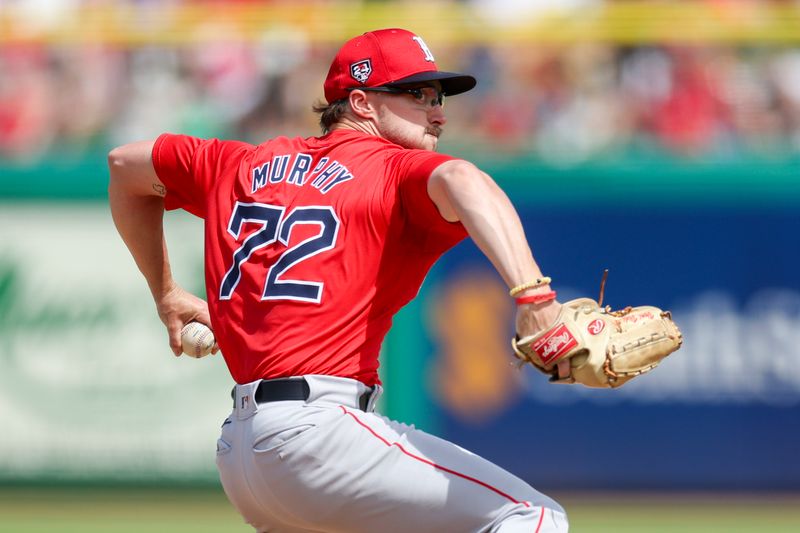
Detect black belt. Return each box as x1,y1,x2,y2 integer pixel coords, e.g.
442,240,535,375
233,378,372,410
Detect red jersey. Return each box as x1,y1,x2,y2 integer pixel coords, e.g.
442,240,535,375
152,129,466,385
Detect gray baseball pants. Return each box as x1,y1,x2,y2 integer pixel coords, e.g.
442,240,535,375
216,375,568,532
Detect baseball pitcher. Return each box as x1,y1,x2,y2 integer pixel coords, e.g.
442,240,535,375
108,28,680,533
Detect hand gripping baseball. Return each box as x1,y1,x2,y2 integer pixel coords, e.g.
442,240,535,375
156,283,215,357
512,297,683,388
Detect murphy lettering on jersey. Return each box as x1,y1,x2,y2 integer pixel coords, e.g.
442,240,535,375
252,154,354,194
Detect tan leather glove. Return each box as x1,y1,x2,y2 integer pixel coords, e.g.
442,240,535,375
512,298,683,388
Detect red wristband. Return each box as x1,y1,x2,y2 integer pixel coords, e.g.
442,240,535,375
515,290,557,306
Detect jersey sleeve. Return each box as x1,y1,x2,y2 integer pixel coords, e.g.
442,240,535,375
151,133,251,218
387,149,467,238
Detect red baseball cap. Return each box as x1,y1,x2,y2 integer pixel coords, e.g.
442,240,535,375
323,28,477,104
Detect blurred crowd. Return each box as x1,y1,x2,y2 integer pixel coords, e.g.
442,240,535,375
2,18,800,163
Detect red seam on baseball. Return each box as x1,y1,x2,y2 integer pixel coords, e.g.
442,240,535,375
534,506,546,532
338,406,531,508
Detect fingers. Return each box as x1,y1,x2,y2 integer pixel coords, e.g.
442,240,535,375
557,359,571,379
168,321,183,357
156,284,214,357
194,311,213,329
183,298,212,330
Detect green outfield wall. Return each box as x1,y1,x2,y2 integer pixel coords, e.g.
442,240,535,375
1,152,798,487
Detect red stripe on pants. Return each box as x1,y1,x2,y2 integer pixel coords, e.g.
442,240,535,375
339,406,531,508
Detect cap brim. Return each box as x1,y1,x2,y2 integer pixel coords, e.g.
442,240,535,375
386,71,477,96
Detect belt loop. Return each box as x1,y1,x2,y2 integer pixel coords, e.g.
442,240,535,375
233,381,260,420
365,384,382,412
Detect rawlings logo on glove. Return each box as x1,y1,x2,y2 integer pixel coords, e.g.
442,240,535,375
512,298,683,388
532,325,578,364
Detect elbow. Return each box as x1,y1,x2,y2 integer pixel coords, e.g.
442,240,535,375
435,159,481,189
107,148,122,195
107,145,139,198
107,144,144,185
107,148,127,198
107,147,124,186
437,159,492,197
106,140,160,198
107,146,127,175
440,159,479,179
428,160,491,223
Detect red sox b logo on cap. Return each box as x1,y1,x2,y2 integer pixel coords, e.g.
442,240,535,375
412,35,435,62
350,59,373,84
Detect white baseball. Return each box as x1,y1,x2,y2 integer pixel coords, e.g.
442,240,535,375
180,321,216,358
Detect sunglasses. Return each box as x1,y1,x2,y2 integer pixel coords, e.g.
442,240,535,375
351,86,445,109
